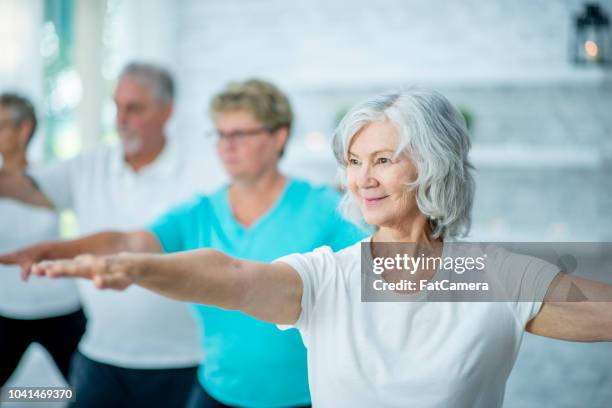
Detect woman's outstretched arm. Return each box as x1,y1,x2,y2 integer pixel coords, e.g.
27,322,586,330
526,272,612,342
31,249,303,325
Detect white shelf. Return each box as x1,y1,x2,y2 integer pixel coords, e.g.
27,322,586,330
470,143,606,169
290,66,612,93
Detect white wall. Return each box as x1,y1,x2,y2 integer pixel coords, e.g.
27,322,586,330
176,0,611,86
168,0,612,173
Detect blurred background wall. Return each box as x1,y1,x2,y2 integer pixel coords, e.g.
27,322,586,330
1,0,611,406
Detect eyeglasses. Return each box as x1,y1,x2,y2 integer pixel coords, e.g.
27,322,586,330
205,127,270,141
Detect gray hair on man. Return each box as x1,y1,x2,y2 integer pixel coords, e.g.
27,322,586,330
332,87,475,239
119,62,175,105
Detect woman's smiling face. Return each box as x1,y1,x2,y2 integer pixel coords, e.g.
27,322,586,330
346,120,420,229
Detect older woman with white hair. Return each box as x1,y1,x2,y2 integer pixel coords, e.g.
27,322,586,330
28,88,612,407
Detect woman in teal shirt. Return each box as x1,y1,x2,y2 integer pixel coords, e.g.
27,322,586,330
6,79,365,408
154,79,364,407
151,178,362,407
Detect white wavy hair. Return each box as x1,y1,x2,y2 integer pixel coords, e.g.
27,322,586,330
332,87,475,239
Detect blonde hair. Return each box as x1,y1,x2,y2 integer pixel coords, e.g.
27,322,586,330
210,79,293,156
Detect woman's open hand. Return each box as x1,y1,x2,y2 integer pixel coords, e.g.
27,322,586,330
31,253,136,290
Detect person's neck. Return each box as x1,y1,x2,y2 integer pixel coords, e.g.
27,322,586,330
374,214,439,244
124,137,166,172
230,169,286,199
0,153,27,173
228,169,287,227
373,214,443,287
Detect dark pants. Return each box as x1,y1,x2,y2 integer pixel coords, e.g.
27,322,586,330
68,351,197,408
0,309,86,385
186,383,234,408
186,382,311,408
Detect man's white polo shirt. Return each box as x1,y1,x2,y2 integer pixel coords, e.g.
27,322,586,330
28,139,220,368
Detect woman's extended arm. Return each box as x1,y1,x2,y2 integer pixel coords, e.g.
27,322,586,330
31,249,303,325
526,272,612,341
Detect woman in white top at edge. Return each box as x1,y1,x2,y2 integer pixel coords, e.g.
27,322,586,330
30,88,612,407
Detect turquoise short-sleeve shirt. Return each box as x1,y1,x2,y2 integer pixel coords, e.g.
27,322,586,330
150,178,366,407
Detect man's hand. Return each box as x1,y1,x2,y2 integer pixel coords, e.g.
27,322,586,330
31,253,136,290
0,243,50,281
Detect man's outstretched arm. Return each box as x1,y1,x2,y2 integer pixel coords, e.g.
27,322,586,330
0,230,161,280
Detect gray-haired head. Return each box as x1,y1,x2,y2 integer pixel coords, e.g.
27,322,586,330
332,87,476,239
119,62,174,105
0,93,37,143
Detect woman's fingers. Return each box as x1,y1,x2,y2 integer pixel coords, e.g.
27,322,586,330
32,255,131,291
0,251,32,281
0,251,18,265
33,256,99,279
1,247,48,281
20,260,34,281
31,260,73,278
93,273,131,291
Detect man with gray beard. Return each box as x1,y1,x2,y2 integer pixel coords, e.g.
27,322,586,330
0,63,216,407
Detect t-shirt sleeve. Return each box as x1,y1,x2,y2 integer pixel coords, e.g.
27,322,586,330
274,246,336,333
149,199,200,253
487,246,561,328
27,158,76,211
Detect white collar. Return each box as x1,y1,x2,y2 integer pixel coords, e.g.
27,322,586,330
110,138,177,178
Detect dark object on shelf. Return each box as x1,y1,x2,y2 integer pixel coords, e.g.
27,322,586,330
571,3,610,65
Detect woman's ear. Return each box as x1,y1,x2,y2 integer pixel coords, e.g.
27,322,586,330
273,127,289,157
161,101,174,123
17,120,34,149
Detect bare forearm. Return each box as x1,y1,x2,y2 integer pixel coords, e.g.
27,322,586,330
42,231,137,259
128,249,248,309
528,301,612,342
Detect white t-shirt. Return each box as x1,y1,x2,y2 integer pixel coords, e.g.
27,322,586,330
276,239,560,408
28,140,221,368
0,199,80,319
